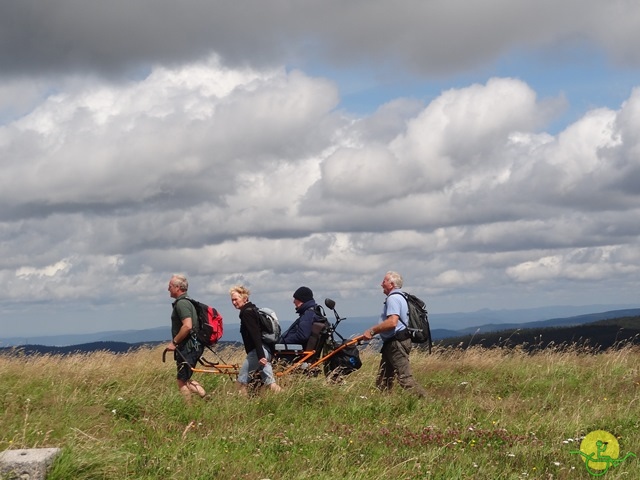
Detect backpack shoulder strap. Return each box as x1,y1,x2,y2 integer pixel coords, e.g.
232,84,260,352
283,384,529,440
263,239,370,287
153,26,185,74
388,291,406,297
174,297,199,325
386,291,410,328
253,305,268,331
173,296,192,310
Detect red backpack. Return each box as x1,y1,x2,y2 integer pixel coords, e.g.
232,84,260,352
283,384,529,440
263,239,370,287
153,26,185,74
184,298,224,347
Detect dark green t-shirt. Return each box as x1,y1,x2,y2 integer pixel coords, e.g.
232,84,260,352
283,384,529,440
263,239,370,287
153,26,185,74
171,294,199,341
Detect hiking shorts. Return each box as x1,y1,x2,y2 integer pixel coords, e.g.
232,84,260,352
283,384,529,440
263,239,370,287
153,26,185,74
175,347,203,382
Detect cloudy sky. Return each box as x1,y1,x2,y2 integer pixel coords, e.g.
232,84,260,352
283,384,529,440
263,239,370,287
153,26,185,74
2,0,640,339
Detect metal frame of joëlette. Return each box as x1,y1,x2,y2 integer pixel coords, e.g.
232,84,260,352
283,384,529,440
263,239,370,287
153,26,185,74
162,346,240,379
273,334,366,377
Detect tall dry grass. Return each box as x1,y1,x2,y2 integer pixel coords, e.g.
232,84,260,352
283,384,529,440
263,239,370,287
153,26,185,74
1,343,639,479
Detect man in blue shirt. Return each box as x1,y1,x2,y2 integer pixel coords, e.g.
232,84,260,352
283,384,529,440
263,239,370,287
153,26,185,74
363,271,427,398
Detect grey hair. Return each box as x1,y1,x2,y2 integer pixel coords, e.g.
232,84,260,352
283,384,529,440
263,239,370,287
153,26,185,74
386,271,403,288
170,274,189,291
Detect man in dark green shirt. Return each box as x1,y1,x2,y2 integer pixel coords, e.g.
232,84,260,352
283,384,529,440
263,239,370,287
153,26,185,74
167,274,206,402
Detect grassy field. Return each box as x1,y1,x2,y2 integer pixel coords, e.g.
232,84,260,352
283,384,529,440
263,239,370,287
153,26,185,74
1,343,639,479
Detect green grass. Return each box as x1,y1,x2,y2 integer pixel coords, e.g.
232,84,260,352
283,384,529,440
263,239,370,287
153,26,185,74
2,344,639,479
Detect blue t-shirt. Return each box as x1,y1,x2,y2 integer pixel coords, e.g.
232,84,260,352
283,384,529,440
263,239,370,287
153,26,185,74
379,289,408,341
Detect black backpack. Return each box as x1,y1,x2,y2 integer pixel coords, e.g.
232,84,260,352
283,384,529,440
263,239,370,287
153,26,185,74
328,344,362,374
389,292,432,353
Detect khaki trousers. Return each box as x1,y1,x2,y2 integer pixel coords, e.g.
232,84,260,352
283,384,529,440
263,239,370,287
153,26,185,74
376,337,427,398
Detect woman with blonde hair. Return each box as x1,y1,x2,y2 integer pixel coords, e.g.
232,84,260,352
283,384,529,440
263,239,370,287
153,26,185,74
229,285,282,395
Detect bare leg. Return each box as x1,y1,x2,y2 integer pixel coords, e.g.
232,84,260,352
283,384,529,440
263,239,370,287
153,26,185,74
177,379,206,402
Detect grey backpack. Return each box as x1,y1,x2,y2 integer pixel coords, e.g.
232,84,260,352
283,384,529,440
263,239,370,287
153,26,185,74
257,307,281,345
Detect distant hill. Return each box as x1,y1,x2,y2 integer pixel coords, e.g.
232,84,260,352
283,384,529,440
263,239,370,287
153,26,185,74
438,316,640,351
452,308,640,335
0,327,171,348
0,341,159,356
430,305,640,330
431,328,464,340
2,306,639,349
0,340,242,356
2,314,640,356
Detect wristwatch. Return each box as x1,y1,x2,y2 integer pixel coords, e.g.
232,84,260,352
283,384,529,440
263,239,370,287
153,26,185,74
369,329,376,337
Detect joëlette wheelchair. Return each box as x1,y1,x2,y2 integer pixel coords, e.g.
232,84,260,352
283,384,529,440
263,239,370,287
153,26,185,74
271,298,366,380
162,298,366,382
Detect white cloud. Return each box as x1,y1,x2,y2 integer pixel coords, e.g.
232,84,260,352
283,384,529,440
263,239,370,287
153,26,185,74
16,259,71,278
435,270,484,288
506,247,639,283
1,59,640,337
0,57,340,219
319,146,406,205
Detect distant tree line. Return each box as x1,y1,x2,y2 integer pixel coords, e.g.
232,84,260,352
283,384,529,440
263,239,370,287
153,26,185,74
3,317,638,356
0,340,242,356
437,316,640,352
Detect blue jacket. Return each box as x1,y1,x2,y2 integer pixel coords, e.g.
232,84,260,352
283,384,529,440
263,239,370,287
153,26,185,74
280,299,318,346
